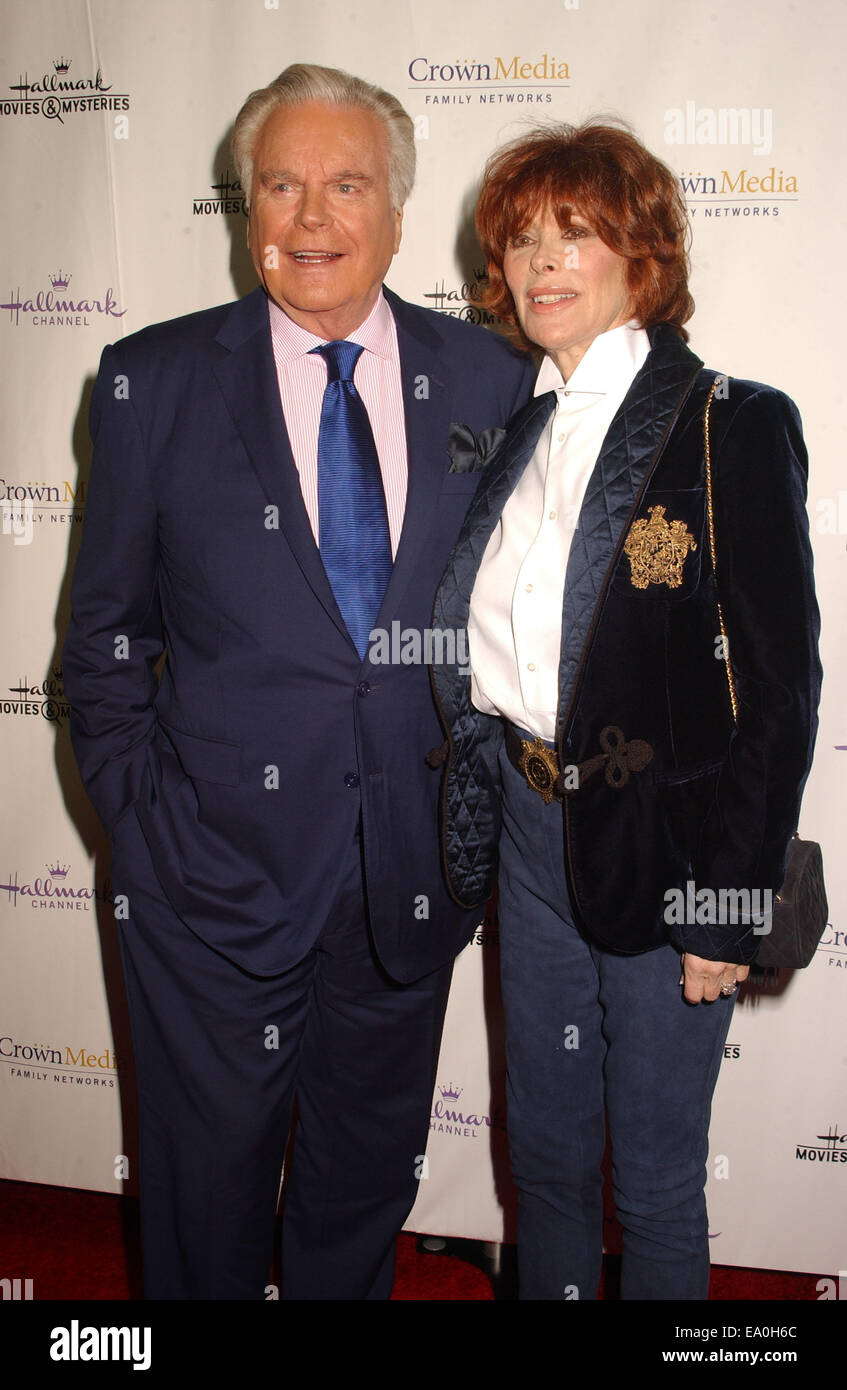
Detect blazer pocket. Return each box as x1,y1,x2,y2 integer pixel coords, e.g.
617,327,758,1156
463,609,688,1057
159,721,242,787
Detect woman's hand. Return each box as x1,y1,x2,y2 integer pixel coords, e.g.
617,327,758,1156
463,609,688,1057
680,954,750,1004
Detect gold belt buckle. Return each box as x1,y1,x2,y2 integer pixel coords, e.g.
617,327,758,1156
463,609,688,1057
518,737,561,805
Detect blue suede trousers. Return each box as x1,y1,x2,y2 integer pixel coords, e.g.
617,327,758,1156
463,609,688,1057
497,742,735,1301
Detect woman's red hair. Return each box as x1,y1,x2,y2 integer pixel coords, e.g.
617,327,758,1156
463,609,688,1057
476,120,694,343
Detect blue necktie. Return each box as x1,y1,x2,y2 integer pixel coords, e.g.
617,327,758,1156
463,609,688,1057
312,340,392,659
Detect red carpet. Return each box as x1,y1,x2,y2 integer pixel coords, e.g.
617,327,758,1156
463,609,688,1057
0,1178,822,1301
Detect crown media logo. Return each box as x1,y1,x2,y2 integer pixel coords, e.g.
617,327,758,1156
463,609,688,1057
1,56,129,123
0,270,126,329
1,475,86,540
665,104,798,221
1,1030,117,1089
816,920,846,971
407,53,570,106
193,169,247,218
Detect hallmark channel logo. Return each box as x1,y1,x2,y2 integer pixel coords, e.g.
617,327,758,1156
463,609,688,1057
1,57,130,123
0,859,114,913
407,54,570,106
1,1031,117,1089
0,668,70,725
192,169,247,218
795,1125,847,1164
430,1080,505,1139
0,271,126,328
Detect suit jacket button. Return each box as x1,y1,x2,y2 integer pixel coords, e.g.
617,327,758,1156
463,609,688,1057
357,681,371,697
344,772,360,789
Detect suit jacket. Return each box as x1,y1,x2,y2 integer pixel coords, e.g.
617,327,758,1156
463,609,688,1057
63,285,534,982
431,324,822,964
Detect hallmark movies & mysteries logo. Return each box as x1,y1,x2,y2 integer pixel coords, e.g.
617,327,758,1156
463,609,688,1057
795,1125,847,1163
0,669,69,725
1,56,129,123
192,169,247,217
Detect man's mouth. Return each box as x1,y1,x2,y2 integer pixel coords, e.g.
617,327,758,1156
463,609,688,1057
290,251,342,263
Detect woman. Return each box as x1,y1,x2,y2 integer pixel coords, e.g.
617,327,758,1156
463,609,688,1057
430,122,821,1299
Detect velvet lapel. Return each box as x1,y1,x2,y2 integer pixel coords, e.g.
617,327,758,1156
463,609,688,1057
556,324,704,734
212,287,351,644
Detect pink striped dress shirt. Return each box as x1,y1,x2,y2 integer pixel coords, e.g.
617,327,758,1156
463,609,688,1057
267,292,408,557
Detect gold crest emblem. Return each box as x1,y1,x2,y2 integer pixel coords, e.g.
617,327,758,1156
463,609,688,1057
623,505,697,590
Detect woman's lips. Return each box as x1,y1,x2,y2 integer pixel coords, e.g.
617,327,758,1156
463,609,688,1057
526,289,577,313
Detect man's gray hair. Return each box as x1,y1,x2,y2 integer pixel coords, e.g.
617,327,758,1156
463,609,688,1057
232,63,416,208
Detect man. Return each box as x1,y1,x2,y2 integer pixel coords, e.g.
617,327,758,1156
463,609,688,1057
62,63,532,1299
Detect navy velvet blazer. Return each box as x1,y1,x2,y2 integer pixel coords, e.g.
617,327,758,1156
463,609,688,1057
63,286,534,982
431,324,822,963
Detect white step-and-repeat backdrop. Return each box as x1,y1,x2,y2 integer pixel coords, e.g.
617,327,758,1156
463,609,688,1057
1,0,844,1279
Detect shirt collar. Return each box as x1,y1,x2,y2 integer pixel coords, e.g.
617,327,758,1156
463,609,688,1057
267,289,394,365
534,321,650,400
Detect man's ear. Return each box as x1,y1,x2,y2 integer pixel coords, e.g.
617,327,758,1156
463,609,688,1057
393,206,403,255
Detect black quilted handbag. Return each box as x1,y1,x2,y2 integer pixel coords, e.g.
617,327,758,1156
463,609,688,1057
704,379,828,970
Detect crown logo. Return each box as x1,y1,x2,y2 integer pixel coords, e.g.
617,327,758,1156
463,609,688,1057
49,270,71,290
624,505,697,590
439,1082,462,1101
47,861,70,879
53,57,71,73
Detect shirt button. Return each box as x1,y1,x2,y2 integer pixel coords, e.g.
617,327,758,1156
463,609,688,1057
525,583,534,593
527,662,536,672
557,433,565,443
344,772,360,789
356,681,371,697
548,510,557,521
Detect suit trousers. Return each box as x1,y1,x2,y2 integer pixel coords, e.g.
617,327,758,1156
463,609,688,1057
111,807,451,1300
496,740,735,1300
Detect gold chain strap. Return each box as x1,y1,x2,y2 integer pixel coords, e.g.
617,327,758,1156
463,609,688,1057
703,375,739,724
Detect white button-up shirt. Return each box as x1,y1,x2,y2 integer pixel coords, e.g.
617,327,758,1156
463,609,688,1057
468,322,650,741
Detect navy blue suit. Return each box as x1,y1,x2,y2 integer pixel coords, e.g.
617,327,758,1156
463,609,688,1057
63,285,533,1297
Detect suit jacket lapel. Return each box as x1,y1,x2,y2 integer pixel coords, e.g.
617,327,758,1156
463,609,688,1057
369,290,454,626
212,289,351,644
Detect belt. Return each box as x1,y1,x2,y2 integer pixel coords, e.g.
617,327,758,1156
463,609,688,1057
505,724,563,805
505,722,655,805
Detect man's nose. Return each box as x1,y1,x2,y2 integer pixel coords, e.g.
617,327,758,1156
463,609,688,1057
295,185,331,229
